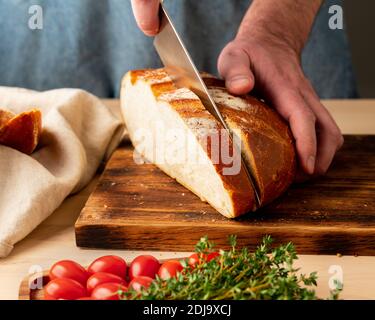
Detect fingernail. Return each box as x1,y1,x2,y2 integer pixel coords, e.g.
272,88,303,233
228,77,250,88
144,28,159,36
307,156,315,174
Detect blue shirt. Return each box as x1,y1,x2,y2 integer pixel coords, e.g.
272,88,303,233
0,0,357,98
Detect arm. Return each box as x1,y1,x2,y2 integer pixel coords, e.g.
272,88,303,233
218,0,343,179
238,0,322,56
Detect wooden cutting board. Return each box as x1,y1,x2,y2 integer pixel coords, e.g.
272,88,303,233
75,135,375,255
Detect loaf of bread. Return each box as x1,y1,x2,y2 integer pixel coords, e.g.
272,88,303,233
121,69,296,218
0,108,42,154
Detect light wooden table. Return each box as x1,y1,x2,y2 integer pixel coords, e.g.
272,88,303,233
1,99,374,300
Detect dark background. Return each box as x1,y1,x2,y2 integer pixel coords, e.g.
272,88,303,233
345,0,375,97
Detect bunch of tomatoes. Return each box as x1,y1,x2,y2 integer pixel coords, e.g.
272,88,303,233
44,251,219,300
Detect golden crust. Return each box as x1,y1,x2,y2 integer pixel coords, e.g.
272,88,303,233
0,109,15,130
0,109,42,155
125,68,296,217
204,80,296,205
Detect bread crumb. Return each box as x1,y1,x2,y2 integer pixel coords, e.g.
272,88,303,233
336,253,342,258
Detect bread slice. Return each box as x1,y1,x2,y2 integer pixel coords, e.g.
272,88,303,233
0,108,42,154
121,69,296,218
203,76,296,206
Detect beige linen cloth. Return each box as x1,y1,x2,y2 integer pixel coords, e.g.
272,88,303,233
0,87,125,257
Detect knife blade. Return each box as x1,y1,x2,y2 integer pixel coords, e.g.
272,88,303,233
153,3,261,208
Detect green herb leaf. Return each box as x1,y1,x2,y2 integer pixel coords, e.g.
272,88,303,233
123,236,341,300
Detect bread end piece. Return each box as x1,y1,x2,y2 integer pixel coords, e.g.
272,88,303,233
204,76,296,206
0,108,42,154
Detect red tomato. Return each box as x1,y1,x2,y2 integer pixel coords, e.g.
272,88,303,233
44,278,87,300
86,272,127,295
91,282,127,300
87,255,127,279
128,276,153,293
76,297,92,300
158,260,183,280
129,255,160,280
49,260,89,286
188,253,201,268
188,252,220,268
206,252,220,262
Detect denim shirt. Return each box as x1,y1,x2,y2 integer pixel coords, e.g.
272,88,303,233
0,0,357,98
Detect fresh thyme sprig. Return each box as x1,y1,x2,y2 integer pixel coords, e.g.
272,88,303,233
123,235,342,300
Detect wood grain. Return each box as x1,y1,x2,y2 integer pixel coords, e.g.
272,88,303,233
75,135,375,255
19,271,48,300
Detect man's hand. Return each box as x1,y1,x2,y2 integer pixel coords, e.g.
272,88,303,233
218,0,343,179
131,0,160,36
131,0,343,179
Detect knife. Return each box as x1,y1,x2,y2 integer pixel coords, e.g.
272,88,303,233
153,3,261,208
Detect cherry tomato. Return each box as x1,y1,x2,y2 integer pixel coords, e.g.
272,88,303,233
188,253,201,268
91,282,127,300
157,260,183,280
129,255,160,280
86,272,127,295
49,260,89,286
87,255,127,279
206,252,220,262
44,278,87,300
188,252,220,268
128,276,153,293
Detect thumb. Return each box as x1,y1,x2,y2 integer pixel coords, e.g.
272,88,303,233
218,43,255,95
131,0,160,36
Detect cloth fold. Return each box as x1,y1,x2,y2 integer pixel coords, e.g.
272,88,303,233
0,87,124,257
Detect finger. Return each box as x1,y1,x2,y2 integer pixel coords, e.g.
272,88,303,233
313,125,342,176
289,103,317,175
301,86,344,175
218,44,255,95
270,88,317,175
131,0,160,36
294,167,311,183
